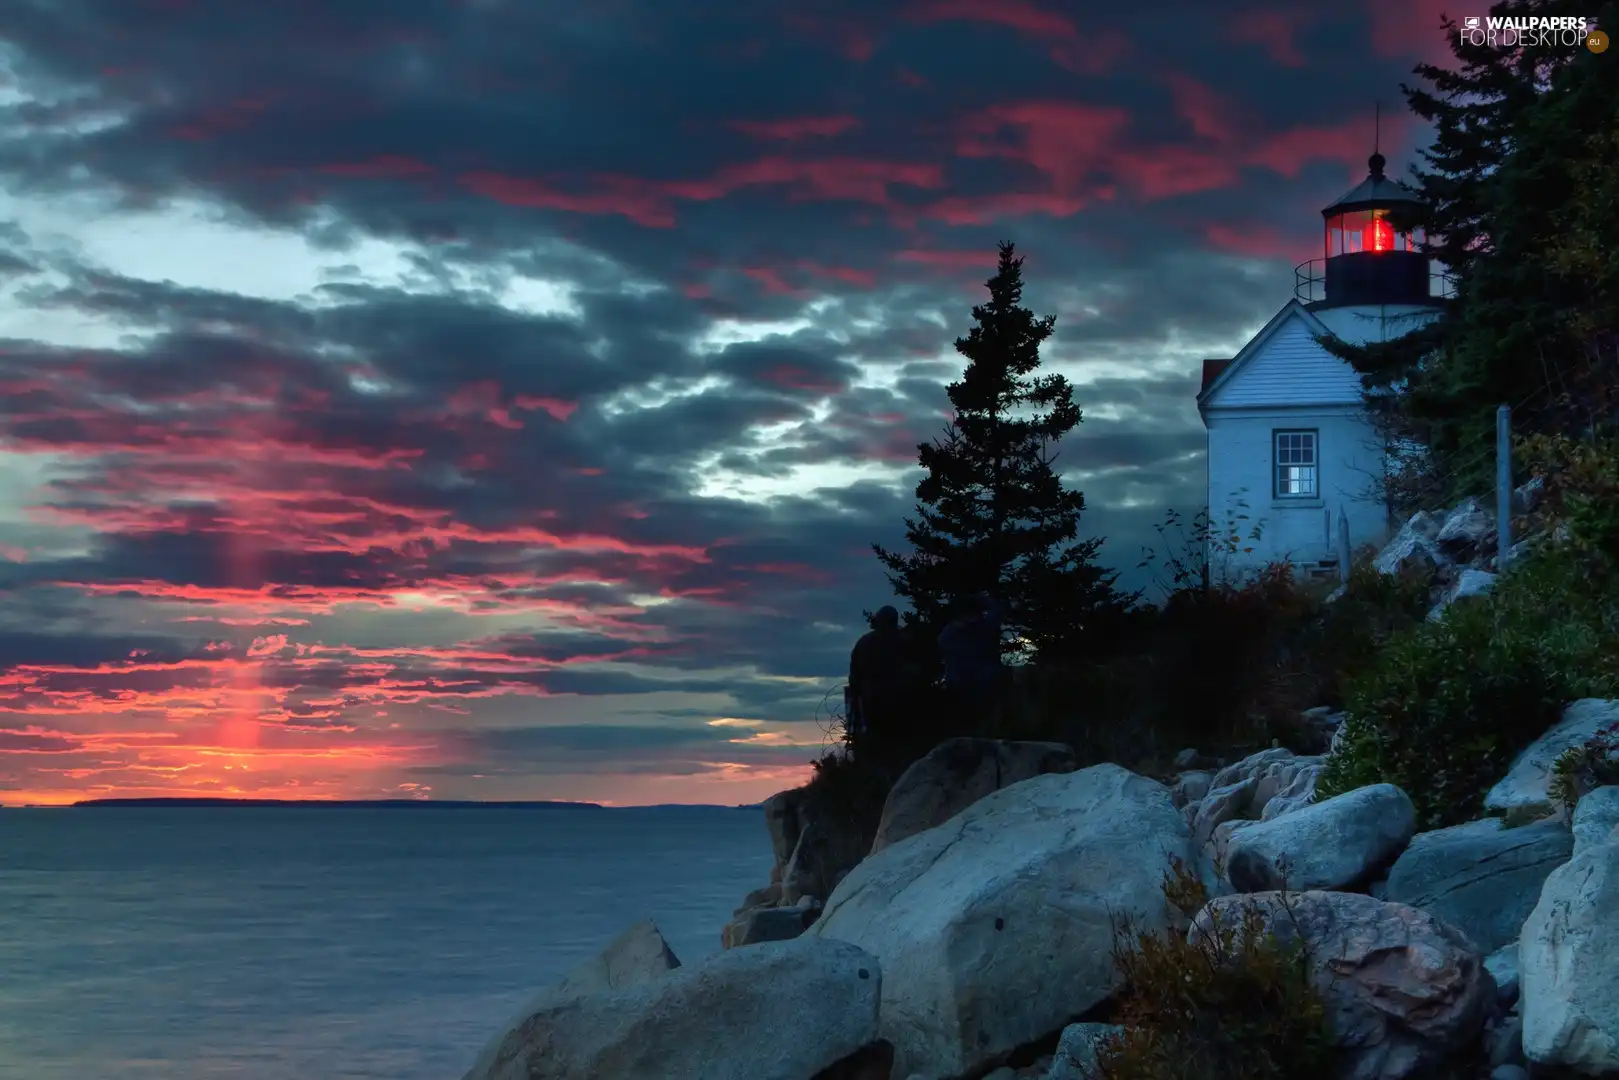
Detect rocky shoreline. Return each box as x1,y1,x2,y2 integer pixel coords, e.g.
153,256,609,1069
455,491,1619,1080
455,696,1619,1080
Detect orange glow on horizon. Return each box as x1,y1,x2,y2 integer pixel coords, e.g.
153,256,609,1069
1,760,818,807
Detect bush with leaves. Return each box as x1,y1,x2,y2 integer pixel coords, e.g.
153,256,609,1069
799,746,893,851
1318,545,1619,829
1550,720,1619,818
1001,505,1435,768
1250,555,1432,738
1517,431,1619,571
1088,859,1336,1080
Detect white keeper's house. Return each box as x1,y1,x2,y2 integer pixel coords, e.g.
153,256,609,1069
1196,151,1449,582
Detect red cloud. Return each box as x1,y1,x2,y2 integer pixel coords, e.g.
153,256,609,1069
459,172,679,228
513,395,578,422
955,101,1132,187
742,260,877,295
755,364,847,394
743,266,804,296
933,91,1406,223
1164,73,1237,143
463,157,944,226
1203,222,1318,263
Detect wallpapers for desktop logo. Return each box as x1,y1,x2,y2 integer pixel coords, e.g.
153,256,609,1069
1459,14,1609,52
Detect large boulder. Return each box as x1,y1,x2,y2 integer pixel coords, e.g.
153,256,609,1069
1485,699,1619,817
869,737,1078,853
1046,1023,1123,1080
1382,817,1572,955
550,918,681,998
1485,943,1520,1007
1374,511,1447,581
1190,776,1257,846
782,813,871,906
1225,783,1416,892
1426,568,1498,622
721,904,818,949
1434,496,1494,560
1519,841,1619,1072
1169,769,1212,809
1195,891,1494,1080
1183,748,1322,839
1207,746,1296,792
762,788,809,869
1573,786,1619,856
811,763,1202,1079
1204,818,1253,884
461,936,882,1080
1260,762,1323,821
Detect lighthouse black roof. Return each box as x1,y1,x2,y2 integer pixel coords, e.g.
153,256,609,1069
1322,153,1424,216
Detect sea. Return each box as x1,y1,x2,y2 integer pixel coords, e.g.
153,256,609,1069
0,805,775,1080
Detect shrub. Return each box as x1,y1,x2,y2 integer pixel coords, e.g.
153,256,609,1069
1318,545,1619,828
1089,860,1336,1080
1550,720,1619,817
1517,431,1619,569
1249,555,1432,741
1002,655,1161,769
800,746,892,848
1014,507,1435,768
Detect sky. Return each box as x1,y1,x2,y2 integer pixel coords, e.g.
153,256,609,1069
0,0,1459,806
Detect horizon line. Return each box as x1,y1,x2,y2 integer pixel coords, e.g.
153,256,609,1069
3,796,764,810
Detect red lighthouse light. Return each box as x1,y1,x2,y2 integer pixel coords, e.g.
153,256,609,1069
1366,216,1395,253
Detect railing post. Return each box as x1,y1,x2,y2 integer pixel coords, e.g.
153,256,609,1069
1336,509,1352,584
1496,404,1512,569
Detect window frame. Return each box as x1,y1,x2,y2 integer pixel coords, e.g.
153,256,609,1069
1272,428,1320,501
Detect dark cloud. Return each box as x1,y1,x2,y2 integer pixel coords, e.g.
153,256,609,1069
0,0,1450,802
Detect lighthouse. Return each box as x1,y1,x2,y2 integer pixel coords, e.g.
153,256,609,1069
1293,151,1450,346
1196,152,1450,583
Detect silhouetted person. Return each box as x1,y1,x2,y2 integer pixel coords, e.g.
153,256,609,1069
848,606,904,757
939,592,1004,730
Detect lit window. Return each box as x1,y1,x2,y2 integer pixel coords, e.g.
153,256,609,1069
1274,429,1318,499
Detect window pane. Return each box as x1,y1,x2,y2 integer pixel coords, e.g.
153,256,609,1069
1274,432,1317,497
1277,465,1318,496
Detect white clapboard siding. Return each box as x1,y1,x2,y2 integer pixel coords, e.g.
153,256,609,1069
1204,313,1362,409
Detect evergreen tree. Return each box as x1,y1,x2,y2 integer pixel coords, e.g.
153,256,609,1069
873,242,1132,662
1319,0,1619,495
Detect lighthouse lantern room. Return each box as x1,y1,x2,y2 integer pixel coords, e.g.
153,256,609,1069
1297,152,1441,313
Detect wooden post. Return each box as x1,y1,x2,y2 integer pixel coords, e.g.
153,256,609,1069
1497,404,1512,569
1336,508,1352,584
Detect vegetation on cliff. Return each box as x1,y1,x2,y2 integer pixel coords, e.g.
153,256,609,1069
1091,860,1336,1080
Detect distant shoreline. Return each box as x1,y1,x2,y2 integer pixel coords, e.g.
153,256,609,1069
3,797,764,810
66,797,605,809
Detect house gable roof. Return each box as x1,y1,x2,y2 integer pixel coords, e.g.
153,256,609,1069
1196,299,1338,410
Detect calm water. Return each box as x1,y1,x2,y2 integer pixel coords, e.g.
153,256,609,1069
0,806,774,1080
